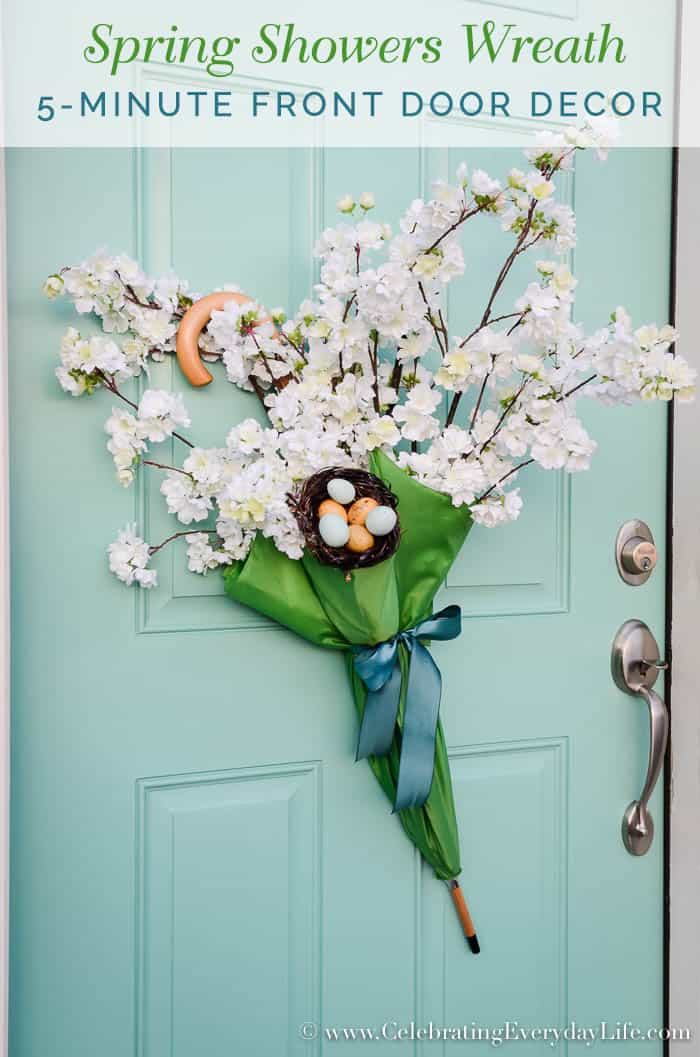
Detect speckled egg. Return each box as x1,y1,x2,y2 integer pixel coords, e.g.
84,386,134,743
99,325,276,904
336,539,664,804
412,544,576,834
318,499,347,521
318,513,350,548
365,505,397,537
347,524,375,553
347,497,379,526
327,478,356,505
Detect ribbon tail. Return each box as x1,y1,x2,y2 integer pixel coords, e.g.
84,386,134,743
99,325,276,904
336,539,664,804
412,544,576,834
394,640,442,812
356,662,403,761
413,604,462,643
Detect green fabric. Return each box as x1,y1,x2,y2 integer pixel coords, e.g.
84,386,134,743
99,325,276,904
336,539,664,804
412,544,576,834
222,451,473,879
302,551,400,646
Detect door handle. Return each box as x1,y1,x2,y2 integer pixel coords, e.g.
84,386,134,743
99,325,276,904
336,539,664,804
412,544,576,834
611,620,669,856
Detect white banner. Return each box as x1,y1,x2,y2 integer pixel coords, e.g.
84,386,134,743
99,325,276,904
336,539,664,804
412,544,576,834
1,0,684,147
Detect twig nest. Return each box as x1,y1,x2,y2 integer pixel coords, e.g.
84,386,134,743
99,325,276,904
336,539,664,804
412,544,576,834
327,478,356,505
288,465,400,571
348,497,379,525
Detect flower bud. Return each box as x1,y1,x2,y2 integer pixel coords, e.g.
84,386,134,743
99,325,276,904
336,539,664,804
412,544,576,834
508,168,526,190
43,274,64,300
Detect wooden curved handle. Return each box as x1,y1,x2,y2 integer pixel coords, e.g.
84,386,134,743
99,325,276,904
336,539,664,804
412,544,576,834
176,291,255,387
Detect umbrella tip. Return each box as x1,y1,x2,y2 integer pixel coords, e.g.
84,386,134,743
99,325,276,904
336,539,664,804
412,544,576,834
447,879,481,955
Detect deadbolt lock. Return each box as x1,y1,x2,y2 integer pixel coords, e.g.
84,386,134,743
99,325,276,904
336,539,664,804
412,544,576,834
615,520,657,586
622,538,657,574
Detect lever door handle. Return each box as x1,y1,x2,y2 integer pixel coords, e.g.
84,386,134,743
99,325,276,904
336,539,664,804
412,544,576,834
611,620,669,856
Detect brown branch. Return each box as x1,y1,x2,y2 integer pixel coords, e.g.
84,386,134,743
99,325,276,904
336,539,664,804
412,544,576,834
417,281,448,358
249,329,282,387
476,458,534,502
342,294,356,322
143,460,193,478
115,272,163,312
560,374,597,401
95,369,194,449
389,360,403,393
149,528,219,557
447,199,541,428
243,374,267,411
437,308,450,352
95,368,138,410
479,199,538,327
478,378,529,453
161,429,193,450
277,332,307,366
458,312,523,350
369,332,380,413
423,201,486,254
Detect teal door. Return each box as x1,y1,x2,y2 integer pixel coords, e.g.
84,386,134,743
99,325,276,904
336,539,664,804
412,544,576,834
7,141,672,1054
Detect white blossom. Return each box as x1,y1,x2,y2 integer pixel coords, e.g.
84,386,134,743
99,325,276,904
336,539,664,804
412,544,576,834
186,533,233,573
104,408,146,487
47,117,696,588
392,383,442,442
160,473,212,524
471,170,502,196
471,490,523,527
43,274,64,300
137,389,190,442
108,524,157,587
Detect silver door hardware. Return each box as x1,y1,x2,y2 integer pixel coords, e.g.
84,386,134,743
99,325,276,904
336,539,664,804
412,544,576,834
615,520,657,585
611,620,669,856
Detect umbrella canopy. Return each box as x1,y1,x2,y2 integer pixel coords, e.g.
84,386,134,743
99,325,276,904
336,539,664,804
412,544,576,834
223,449,476,942
223,450,471,879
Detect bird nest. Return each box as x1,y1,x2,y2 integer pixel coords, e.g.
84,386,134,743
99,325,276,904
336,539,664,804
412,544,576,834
288,466,400,571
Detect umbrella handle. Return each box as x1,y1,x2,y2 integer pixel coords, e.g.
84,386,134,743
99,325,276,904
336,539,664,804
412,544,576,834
448,880,480,954
176,291,272,387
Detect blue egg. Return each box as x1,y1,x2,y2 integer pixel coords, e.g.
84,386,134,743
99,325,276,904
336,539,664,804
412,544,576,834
365,505,397,537
327,478,356,505
318,513,350,548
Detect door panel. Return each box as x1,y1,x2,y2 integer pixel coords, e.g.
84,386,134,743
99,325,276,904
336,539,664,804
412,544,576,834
138,764,321,1057
7,142,670,1055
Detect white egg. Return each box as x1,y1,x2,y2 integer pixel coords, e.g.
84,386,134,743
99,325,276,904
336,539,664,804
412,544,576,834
318,513,350,548
327,478,356,505
365,505,398,537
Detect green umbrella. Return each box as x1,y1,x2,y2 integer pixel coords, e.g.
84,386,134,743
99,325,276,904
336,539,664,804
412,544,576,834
223,449,479,950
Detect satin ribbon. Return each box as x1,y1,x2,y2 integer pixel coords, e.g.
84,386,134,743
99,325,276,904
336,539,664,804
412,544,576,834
352,604,462,812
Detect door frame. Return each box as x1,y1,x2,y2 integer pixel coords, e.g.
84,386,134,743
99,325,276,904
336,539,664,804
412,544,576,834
0,18,698,1057
668,146,700,1048
669,4,700,1050
0,149,10,1057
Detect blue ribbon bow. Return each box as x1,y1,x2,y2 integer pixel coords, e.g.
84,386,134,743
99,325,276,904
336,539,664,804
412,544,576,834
352,604,462,812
